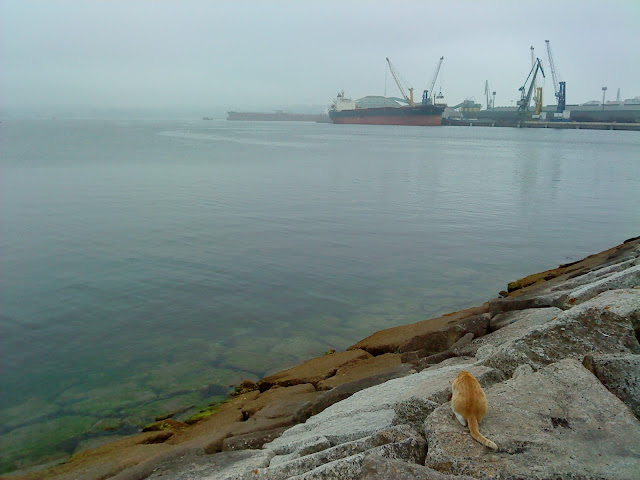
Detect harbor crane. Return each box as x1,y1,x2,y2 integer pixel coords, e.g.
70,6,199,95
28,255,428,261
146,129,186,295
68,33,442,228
484,80,496,109
386,57,414,107
423,56,444,105
545,40,566,114
518,57,545,116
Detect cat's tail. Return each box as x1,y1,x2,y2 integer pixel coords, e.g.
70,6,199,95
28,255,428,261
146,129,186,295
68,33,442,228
468,416,498,450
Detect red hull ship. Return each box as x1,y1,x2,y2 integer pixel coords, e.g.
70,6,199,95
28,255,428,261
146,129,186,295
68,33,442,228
329,105,444,126
329,57,446,127
328,91,445,127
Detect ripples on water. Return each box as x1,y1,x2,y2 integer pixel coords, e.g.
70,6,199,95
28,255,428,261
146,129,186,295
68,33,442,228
0,118,639,471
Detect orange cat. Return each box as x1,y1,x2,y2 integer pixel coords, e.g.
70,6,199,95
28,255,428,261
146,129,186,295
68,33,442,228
450,370,498,450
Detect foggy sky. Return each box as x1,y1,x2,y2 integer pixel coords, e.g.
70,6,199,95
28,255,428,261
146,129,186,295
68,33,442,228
1,0,639,111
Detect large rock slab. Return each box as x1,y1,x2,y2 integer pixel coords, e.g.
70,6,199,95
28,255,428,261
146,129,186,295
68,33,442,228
316,353,404,390
145,449,274,480
230,425,425,480
489,306,561,331
488,290,568,316
457,307,562,358
265,363,503,458
479,289,640,376
348,304,490,355
550,257,638,293
357,456,480,480
222,427,289,452
583,352,640,420
424,359,640,480
311,365,413,415
258,350,372,391
565,264,640,308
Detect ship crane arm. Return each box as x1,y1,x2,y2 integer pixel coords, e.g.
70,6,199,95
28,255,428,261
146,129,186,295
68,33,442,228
386,57,414,107
425,56,444,104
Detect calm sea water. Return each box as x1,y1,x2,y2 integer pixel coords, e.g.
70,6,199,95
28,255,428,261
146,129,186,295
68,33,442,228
1,117,639,471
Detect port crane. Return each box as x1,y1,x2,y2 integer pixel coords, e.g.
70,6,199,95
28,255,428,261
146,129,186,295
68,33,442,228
484,80,495,109
423,56,444,105
545,40,566,114
518,57,545,116
386,57,414,107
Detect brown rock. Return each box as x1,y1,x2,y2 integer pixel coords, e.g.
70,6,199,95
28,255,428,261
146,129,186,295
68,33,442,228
349,304,490,355
257,350,372,390
317,353,404,390
400,349,427,363
221,426,289,451
240,383,318,418
142,419,187,432
252,399,313,423
450,332,474,352
401,313,489,355
232,379,259,396
505,237,640,294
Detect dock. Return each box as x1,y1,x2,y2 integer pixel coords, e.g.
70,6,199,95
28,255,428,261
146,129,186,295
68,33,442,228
442,118,640,131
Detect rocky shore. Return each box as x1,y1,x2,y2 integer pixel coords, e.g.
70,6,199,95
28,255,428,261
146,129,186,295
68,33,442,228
7,237,640,480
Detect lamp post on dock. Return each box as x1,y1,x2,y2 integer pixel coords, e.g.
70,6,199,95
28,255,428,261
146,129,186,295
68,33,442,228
602,87,607,110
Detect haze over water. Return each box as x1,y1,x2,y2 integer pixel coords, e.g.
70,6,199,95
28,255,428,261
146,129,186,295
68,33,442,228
1,117,639,471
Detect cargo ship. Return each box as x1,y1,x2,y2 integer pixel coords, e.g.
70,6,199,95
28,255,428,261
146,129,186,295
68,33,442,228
328,92,445,126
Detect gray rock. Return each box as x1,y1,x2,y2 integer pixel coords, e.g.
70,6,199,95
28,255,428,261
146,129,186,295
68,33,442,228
479,289,640,377
311,365,413,415
289,426,426,480
551,257,638,292
146,449,274,480
222,427,289,452
583,353,640,419
489,307,561,331
457,307,562,358
356,456,480,480
270,434,332,457
488,290,568,316
424,359,640,480
564,264,640,308
392,397,440,430
234,425,424,480
265,363,502,459
511,363,533,379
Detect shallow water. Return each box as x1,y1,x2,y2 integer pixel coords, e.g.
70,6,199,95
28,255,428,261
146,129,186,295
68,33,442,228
1,118,639,471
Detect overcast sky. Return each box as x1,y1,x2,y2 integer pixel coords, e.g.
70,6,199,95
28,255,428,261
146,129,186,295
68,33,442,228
1,0,639,111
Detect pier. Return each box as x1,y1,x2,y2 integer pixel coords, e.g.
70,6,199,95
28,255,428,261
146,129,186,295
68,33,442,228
442,118,640,131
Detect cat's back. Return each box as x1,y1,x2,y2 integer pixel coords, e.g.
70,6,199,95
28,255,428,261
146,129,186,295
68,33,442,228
452,371,487,416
